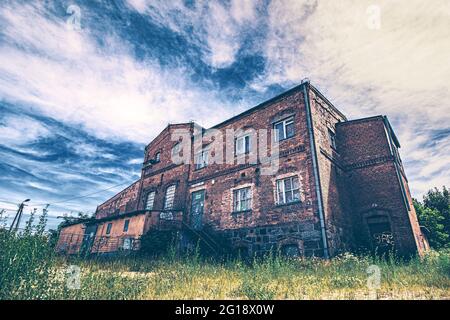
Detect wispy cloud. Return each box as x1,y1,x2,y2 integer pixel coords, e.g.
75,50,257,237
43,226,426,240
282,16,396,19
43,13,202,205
0,1,234,143
0,0,448,220
254,0,450,197
126,0,263,68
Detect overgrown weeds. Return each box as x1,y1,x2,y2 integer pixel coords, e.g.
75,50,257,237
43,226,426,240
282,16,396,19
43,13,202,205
1,225,449,299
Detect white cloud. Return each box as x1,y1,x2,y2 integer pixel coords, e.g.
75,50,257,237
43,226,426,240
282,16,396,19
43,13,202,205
0,2,234,144
127,158,143,165
253,0,450,198
1,0,448,201
125,0,261,68
0,115,50,145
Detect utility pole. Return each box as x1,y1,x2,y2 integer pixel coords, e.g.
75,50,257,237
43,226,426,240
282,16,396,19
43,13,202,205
9,199,30,233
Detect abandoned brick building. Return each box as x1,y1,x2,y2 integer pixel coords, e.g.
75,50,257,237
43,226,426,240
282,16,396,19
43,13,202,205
56,81,429,258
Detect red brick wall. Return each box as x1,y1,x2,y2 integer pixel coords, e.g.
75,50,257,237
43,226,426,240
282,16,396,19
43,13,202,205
139,123,193,213
336,117,425,255
85,83,426,258
184,88,325,256
92,213,147,253
56,223,85,254
308,88,353,255
95,180,141,219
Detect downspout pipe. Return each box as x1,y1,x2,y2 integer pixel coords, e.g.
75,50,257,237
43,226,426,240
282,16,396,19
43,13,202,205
302,82,330,259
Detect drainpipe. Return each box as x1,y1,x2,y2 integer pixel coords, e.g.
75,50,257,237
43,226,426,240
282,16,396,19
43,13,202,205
302,82,329,259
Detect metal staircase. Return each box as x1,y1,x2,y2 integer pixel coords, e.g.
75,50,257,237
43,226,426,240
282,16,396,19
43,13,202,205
181,222,231,256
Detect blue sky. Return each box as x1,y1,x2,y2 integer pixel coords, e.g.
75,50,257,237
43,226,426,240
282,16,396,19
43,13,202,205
0,0,449,227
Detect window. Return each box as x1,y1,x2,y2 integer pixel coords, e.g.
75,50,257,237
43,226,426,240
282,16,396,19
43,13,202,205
164,185,176,209
172,143,180,157
328,129,337,150
233,187,252,212
122,238,133,250
276,176,301,204
154,152,160,162
195,149,208,170
235,135,251,155
106,223,112,235
145,191,155,210
123,219,130,232
274,117,295,142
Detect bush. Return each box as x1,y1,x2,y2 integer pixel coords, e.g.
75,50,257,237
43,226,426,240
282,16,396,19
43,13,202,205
139,229,179,257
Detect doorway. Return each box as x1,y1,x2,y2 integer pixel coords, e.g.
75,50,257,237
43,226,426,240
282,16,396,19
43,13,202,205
366,215,394,255
190,190,205,230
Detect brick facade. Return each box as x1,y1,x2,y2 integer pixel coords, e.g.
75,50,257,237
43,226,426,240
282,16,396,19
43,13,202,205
57,82,428,257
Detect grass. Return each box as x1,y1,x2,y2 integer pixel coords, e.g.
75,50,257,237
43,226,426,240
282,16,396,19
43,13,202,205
1,227,449,300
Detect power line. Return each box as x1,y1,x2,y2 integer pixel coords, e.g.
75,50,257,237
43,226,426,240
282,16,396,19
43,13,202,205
0,199,21,205
31,181,130,206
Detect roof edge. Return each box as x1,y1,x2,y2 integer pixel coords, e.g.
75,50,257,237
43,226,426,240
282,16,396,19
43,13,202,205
211,82,309,129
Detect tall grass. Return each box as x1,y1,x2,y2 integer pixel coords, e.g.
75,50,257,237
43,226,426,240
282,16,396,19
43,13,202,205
1,220,449,299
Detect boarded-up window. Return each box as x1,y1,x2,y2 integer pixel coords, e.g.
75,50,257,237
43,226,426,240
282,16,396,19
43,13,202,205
145,191,155,210
164,185,176,210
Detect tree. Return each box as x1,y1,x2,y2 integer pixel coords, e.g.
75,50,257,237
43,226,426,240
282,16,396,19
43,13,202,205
414,199,448,249
423,186,450,237
415,186,450,249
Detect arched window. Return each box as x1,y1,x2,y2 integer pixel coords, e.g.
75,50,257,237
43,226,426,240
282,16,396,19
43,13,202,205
145,191,155,210
164,185,176,210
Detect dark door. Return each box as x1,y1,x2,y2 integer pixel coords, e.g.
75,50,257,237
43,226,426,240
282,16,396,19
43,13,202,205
190,190,205,230
367,216,394,256
80,224,97,256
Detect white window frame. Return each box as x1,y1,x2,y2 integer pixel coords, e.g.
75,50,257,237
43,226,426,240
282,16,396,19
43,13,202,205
171,143,180,157
194,149,209,170
273,116,294,142
235,135,251,155
145,191,155,210
328,129,337,150
164,185,176,210
233,187,252,212
276,176,301,205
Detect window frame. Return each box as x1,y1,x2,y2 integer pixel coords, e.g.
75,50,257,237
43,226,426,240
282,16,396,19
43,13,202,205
171,143,180,157
235,134,251,156
328,129,337,150
154,151,161,162
273,116,295,142
164,184,176,210
145,191,155,210
194,148,209,170
106,222,113,235
123,219,130,232
276,176,301,205
233,187,252,212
